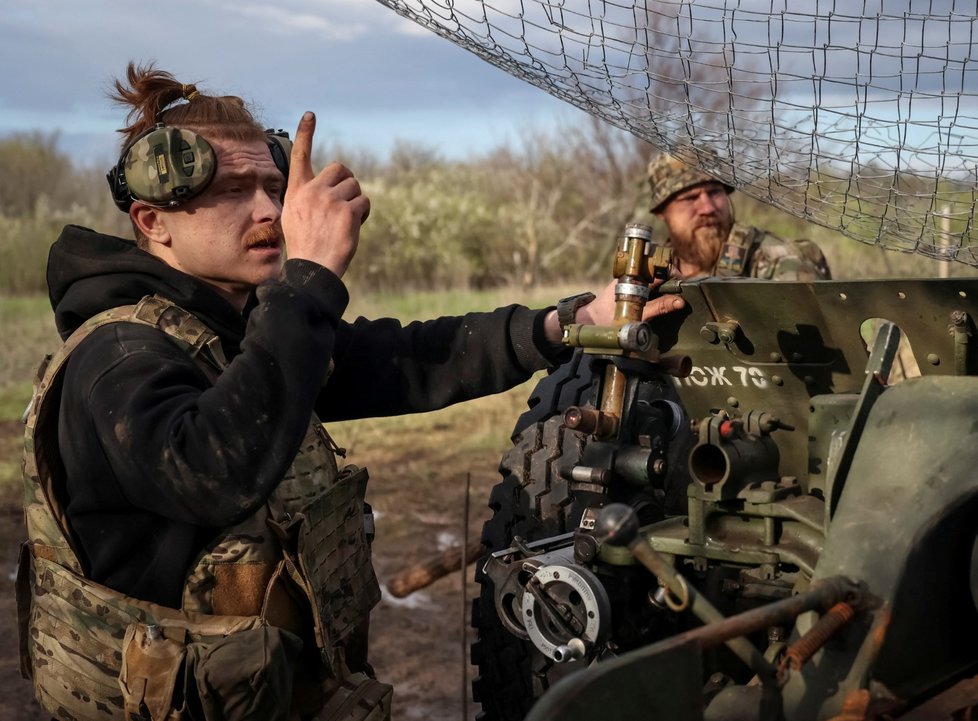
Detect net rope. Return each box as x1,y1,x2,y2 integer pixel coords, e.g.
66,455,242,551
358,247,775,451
375,0,978,265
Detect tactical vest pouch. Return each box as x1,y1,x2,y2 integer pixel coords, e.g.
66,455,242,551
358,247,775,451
715,223,763,277
271,465,381,675
120,624,188,720
26,554,270,721
184,626,303,721
318,672,393,721
120,621,303,721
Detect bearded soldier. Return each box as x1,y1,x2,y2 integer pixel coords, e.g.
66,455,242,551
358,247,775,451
641,152,832,281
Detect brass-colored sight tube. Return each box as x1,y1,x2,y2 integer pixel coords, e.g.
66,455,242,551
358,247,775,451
597,224,665,437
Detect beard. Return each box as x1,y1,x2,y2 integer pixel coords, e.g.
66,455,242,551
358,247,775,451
672,219,731,272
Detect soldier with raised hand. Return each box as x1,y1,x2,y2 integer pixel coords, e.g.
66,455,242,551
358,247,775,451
642,151,832,281
18,61,683,721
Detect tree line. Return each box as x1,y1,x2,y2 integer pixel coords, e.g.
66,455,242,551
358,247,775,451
0,120,661,296
1,123,973,297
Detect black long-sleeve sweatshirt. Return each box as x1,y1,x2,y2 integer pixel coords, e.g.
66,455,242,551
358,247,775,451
47,225,567,608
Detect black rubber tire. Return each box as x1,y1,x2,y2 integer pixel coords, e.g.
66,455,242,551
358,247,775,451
470,352,596,721
470,349,696,719
509,349,597,439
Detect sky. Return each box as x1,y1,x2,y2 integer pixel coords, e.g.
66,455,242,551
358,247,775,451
4,0,976,260
0,0,584,169
3,0,975,181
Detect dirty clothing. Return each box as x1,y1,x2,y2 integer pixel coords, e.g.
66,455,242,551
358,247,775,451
22,224,571,720
22,323,379,720
44,224,567,610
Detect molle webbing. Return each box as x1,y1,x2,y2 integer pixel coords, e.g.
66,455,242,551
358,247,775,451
714,223,763,277
19,294,252,720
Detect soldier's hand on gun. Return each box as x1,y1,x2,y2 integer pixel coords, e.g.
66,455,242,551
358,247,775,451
577,277,684,327
281,111,371,278
544,278,684,343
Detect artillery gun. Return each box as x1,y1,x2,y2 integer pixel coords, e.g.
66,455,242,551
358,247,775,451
469,223,978,720
362,0,978,715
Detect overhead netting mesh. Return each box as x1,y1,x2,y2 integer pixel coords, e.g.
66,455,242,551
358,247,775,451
375,0,978,265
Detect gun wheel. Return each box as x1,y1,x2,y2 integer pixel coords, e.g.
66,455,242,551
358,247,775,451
470,351,596,721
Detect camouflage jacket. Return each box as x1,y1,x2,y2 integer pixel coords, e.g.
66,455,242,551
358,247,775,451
19,296,389,721
713,222,832,280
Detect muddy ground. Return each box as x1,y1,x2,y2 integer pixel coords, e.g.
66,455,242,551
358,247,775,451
0,426,504,721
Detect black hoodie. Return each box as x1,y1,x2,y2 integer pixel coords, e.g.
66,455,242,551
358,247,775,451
48,225,565,608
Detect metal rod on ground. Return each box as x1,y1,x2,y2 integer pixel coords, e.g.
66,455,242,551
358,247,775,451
461,472,471,721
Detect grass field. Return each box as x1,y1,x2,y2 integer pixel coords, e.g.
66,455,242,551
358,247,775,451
0,296,58,417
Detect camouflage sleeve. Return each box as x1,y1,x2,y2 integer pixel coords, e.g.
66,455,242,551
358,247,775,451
749,235,832,281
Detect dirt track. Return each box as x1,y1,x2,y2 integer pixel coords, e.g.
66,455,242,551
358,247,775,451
0,465,498,721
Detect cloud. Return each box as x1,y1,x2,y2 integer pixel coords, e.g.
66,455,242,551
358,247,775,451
0,0,574,164
230,5,368,39
219,0,429,39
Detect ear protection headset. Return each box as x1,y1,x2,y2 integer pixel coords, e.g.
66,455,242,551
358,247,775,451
107,124,293,212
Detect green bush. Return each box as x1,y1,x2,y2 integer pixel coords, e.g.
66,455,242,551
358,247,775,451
3,127,977,297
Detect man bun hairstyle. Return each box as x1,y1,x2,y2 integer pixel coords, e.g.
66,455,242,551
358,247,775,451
109,61,266,150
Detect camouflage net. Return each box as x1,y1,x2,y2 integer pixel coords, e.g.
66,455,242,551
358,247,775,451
374,0,978,265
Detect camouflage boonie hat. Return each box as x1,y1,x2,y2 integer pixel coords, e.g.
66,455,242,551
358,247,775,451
647,152,734,213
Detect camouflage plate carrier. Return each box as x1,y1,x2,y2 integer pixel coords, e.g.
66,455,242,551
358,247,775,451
18,295,391,721
715,222,833,281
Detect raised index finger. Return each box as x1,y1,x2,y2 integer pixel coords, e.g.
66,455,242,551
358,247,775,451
288,111,316,188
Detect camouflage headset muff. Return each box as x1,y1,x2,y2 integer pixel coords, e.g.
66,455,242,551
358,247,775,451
107,124,292,212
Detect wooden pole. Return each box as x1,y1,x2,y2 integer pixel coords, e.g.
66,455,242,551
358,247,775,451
386,537,488,598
